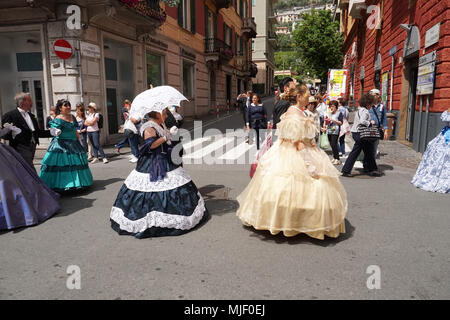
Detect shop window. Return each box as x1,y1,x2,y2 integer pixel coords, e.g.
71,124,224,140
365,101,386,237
16,52,43,72
182,60,194,98
147,52,164,88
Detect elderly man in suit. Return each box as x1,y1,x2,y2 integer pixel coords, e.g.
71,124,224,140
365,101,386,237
1,92,52,169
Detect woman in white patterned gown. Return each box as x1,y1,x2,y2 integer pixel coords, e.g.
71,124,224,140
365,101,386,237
411,108,450,193
109,110,209,238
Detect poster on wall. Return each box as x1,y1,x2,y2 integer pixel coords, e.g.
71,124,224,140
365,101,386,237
381,71,389,105
327,69,347,100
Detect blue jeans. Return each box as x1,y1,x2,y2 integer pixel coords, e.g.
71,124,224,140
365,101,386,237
129,133,139,157
342,132,377,174
80,132,88,152
116,136,129,149
339,134,346,154
87,131,105,159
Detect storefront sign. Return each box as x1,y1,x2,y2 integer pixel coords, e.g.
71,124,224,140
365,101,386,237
417,51,437,95
328,69,347,100
80,41,101,59
425,22,440,48
381,71,389,104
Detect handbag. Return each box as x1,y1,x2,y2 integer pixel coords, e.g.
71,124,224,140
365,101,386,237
118,125,125,134
357,110,381,142
320,132,330,149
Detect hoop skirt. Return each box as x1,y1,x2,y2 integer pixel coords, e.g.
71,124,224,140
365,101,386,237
110,134,209,238
236,112,348,239
0,142,60,230
411,111,450,193
39,118,93,191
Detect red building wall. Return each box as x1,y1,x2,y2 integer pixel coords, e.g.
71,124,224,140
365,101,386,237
343,0,450,113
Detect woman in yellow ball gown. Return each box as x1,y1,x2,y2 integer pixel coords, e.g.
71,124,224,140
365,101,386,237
236,84,348,239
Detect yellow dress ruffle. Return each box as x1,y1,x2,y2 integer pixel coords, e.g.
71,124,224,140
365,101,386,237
236,112,348,239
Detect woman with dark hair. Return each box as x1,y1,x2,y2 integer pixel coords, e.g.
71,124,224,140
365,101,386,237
39,99,93,191
75,103,87,152
246,94,269,150
323,100,343,165
341,93,380,177
237,83,348,240
110,109,209,238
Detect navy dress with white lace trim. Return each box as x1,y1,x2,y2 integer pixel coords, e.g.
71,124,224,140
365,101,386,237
110,124,209,238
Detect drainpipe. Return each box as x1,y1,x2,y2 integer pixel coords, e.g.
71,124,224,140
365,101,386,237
424,95,430,152
77,40,84,104
389,55,394,111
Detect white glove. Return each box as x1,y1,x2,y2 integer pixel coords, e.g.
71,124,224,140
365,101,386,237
10,126,22,138
169,126,178,136
2,123,22,138
50,128,62,136
300,149,319,179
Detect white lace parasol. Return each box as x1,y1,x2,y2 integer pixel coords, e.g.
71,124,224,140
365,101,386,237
129,86,188,119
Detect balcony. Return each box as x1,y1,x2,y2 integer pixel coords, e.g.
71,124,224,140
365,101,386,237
214,0,232,10
244,61,258,78
242,17,257,38
88,0,166,36
205,38,234,65
349,0,367,19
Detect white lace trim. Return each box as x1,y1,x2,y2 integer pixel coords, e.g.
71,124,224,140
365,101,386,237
124,166,192,192
110,192,207,233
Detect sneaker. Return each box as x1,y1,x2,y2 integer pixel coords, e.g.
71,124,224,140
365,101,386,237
91,158,99,164
103,158,109,164
335,159,342,165
368,170,381,177
129,156,138,163
115,147,121,154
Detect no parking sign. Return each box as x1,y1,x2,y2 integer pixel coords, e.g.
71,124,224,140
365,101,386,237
53,39,73,60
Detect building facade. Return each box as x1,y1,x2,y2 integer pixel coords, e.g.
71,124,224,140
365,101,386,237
336,0,449,152
0,0,257,144
252,0,278,95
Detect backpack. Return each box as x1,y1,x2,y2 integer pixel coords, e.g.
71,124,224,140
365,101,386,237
97,113,104,129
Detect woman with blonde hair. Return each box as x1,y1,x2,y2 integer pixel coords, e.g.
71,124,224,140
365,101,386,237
236,83,348,240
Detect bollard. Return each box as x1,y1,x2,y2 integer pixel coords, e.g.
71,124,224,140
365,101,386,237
216,104,220,119
235,102,238,112
226,100,230,114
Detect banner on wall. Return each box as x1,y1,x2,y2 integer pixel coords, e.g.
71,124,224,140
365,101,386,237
381,71,389,105
327,69,347,100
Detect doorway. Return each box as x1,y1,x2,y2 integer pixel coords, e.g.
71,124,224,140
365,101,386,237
405,61,418,142
18,78,45,129
106,88,118,135
226,74,232,103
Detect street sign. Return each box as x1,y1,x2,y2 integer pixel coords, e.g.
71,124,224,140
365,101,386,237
389,45,397,56
80,41,100,59
53,39,73,60
425,22,440,48
417,51,437,96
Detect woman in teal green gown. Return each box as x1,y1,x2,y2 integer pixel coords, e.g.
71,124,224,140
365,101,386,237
39,100,93,191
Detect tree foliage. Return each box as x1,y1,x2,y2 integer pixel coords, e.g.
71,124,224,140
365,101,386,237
291,9,343,83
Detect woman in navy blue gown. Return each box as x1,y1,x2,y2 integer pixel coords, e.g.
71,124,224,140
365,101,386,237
0,124,60,231
246,94,269,150
110,110,208,238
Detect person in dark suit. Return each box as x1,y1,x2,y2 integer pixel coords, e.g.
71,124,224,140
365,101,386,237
272,77,295,129
1,92,52,169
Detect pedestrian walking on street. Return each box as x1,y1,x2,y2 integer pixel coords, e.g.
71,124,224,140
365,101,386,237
110,110,209,238
341,93,381,177
0,123,60,231
85,102,108,164
323,100,343,165
237,83,347,240
121,100,141,163
246,94,269,150
115,99,132,154
338,98,350,156
368,89,388,161
75,103,88,152
39,100,93,192
411,108,450,193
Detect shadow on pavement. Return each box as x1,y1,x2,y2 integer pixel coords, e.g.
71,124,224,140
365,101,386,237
199,184,238,216
243,219,355,247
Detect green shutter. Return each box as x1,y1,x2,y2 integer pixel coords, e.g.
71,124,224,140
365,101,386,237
214,13,217,38
223,23,226,43
235,33,237,55
205,5,209,38
178,1,183,27
190,0,196,34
